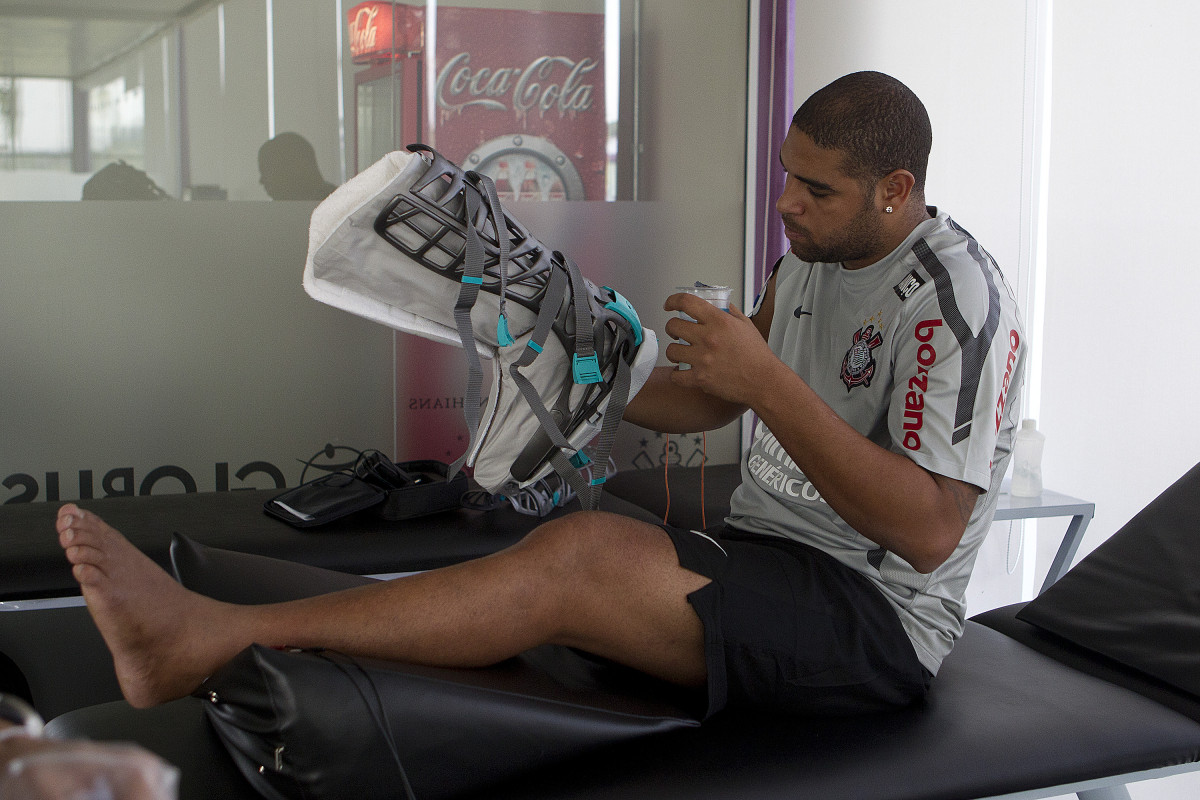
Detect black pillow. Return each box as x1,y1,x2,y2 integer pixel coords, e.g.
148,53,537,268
1017,463,1200,699
169,532,376,602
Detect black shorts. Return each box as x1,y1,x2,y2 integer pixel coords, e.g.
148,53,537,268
664,524,931,718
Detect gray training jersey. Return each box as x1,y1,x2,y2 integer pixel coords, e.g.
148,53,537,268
727,211,1027,675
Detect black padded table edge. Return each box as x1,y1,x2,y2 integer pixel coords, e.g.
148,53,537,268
0,485,661,600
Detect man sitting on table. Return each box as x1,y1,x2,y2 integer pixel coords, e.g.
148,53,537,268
55,71,1025,718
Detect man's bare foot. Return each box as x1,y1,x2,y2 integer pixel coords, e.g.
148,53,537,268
56,504,245,707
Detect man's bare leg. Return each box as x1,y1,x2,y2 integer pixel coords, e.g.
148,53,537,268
57,504,710,708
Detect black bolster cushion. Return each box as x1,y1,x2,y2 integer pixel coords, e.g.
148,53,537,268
169,536,701,800
169,531,378,601
1017,462,1200,699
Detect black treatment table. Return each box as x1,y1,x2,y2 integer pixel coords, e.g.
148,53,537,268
3,464,1199,800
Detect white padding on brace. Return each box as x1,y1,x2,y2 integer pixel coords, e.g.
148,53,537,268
303,150,492,356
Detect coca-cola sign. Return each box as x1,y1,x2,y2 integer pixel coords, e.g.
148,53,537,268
431,7,606,197
348,1,423,62
437,52,598,120
348,3,383,59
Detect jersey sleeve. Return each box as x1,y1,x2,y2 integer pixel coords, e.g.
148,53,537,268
887,272,1024,491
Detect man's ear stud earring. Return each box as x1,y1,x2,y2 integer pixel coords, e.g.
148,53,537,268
885,206,894,214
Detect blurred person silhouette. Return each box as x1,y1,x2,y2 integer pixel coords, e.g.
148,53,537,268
81,162,172,200
257,133,337,201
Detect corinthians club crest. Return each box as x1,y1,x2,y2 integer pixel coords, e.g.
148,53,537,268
841,324,883,391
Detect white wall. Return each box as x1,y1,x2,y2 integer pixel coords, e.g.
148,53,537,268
1040,4,1200,795
793,2,1034,302
1042,0,1200,546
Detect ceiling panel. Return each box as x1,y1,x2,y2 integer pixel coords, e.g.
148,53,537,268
0,1,204,80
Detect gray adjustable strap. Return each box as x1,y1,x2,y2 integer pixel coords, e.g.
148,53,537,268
582,332,633,506
500,252,598,466
565,256,594,355
447,188,487,479
515,265,569,370
542,350,630,511
513,308,636,511
509,367,574,449
507,267,575,453
548,449,599,510
503,264,603,501
476,175,512,326
559,253,599,382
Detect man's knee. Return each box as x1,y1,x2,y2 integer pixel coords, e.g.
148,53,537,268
522,512,673,581
523,511,617,565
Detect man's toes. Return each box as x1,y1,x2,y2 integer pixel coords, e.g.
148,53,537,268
65,542,104,569
57,503,83,524
58,510,110,546
58,521,87,548
73,561,105,586
70,509,98,531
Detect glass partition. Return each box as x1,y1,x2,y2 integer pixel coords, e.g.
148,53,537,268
0,0,750,502
0,0,670,203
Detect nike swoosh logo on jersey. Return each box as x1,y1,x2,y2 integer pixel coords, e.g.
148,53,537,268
794,306,813,318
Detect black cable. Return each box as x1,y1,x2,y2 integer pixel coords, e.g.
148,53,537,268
353,449,414,489
297,444,365,486
314,649,418,800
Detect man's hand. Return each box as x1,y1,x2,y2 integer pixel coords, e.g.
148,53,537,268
662,293,779,408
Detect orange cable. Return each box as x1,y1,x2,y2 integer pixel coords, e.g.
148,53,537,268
700,431,707,529
662,435,671,524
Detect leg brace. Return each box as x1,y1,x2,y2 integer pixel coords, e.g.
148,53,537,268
303,146,658,507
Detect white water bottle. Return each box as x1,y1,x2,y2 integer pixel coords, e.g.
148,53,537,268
1010,419,1045,497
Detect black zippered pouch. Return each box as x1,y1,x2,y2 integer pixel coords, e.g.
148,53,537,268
264,472,386,528
264,459,469,529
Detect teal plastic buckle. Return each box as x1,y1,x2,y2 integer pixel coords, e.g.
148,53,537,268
569,450,592,469
589,475,607,486
496,313,515,346
461,275,483,285
572,353,603,384
603,286,644,346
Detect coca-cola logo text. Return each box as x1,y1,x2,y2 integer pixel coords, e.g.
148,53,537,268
436,52,598,120
349,4,382,58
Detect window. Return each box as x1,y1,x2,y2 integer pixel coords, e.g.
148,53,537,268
0,77,72,169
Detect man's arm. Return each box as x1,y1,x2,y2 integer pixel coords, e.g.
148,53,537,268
749,368,979,573
623,277,777,434
662,277,976,574
621,365,747,434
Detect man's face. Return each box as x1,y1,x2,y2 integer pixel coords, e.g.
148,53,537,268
776,128,886,269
